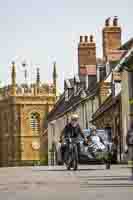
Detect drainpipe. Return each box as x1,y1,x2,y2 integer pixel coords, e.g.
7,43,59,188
85,102,88,129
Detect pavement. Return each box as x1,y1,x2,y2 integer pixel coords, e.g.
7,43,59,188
0,164,133,200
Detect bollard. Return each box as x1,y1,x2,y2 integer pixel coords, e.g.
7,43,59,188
105,144,111,169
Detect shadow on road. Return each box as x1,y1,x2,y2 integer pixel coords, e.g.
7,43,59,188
81,183,133,188
87,177,129,181
32,168,105,172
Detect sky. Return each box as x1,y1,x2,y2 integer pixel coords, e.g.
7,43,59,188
0,0,133,91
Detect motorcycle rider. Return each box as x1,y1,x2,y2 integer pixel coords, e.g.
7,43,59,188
60,113,86,162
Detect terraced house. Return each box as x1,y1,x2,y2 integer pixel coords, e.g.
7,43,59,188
47,17,133,164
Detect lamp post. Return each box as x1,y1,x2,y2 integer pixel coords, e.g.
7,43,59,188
80,91,88,129
85,102,88,129
50,120,56,166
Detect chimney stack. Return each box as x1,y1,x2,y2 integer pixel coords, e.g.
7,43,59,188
102,17,121,61
78,34,96,88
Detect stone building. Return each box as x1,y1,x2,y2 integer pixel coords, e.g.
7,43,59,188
47,33,98,165
47,17,122,164
47,17,133,164
92,37,133,162
0,62,57,166
47,78,99,165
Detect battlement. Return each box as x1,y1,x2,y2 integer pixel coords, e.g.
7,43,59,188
0,82,55,99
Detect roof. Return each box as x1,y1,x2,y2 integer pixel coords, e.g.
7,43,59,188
114,46,133,72
64,76,81,89
109,60,119,69
100,37,133,81
47,81,99,122
47,37,133,125
120,38,133,50
91,94,121,122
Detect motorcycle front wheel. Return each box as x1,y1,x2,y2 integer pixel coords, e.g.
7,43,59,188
72,159,78,170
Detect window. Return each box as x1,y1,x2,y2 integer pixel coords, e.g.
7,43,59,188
30,112,40,135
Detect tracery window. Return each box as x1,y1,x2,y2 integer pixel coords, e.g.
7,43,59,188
30,112,40,135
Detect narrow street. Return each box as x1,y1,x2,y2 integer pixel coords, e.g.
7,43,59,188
0,165,133,200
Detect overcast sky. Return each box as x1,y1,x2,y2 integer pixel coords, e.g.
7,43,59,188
0,0,132,91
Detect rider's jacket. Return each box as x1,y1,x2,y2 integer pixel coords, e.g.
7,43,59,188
62,123,85,139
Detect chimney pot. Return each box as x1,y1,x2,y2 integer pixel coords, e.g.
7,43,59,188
85,35,88,42
113,16,118,26
12,61,15,65
105,18,110,26
90,35,93,42
80,36,83,43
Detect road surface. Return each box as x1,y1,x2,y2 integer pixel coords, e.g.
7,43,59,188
0,165,133,200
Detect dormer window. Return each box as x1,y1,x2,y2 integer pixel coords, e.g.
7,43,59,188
65,89,69,101
64,79,73,100
106,61,110,76
74,84,77,96
80,90,87,99
74,75,80,96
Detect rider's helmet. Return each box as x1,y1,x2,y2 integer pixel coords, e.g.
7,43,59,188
71,113,79,121
70,113,79,127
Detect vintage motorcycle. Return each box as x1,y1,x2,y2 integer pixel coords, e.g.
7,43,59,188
63,136,78,170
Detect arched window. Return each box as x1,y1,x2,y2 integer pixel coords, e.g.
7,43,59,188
30,112,40,135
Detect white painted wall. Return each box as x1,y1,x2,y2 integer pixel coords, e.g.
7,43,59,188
121,70,129,160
